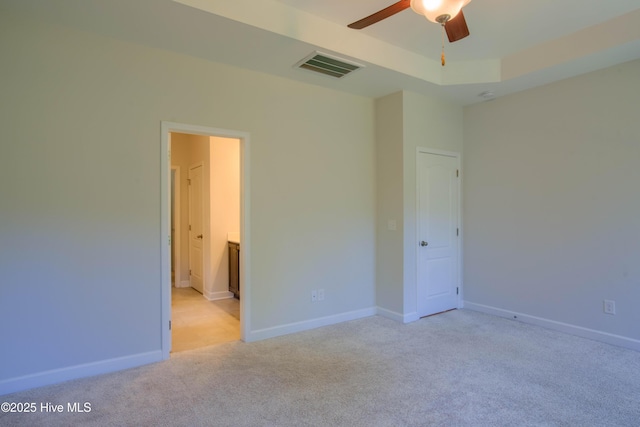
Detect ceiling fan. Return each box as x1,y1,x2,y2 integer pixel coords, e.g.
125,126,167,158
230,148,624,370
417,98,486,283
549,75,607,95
348,0,472,65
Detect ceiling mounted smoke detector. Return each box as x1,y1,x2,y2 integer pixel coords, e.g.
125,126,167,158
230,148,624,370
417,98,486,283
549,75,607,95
478,90,495,100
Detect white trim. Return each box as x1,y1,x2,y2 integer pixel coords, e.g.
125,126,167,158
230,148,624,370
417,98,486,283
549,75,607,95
204,290,234,301
161,121,251,360
177,279,190,288
161,125,171,358
464,302,640,352
246,308,376,342
415,147,463,315
377,307,419,324
0,351,162,396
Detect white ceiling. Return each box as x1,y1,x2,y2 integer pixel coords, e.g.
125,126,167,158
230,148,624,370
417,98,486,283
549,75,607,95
3,0,640,105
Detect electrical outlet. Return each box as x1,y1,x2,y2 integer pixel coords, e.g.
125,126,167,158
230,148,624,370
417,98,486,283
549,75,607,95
604,299,616,315
317,289,325,301
311,290,317,302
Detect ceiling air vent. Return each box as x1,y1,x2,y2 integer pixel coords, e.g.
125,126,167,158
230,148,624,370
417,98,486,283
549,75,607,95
295,52,364,79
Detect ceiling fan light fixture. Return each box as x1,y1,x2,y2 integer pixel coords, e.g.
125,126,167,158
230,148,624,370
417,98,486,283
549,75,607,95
410,0,468,24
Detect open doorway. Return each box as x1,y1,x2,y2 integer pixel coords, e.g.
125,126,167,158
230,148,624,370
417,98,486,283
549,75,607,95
160,122,250,359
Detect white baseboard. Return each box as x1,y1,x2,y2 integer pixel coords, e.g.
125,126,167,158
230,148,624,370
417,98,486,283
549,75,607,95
377,307,419,324
246,307,377,342
175,280,190,288
464,301,640,352
204,290,234,301
0,350,163,396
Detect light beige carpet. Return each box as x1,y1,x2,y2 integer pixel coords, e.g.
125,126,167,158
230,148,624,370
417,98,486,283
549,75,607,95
1,310,639,426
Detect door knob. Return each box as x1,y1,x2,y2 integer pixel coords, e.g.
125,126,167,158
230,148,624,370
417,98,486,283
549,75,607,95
196,234,203,239
420,241,428,247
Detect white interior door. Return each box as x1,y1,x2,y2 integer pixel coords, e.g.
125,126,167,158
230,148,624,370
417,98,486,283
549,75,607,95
188,164,204,293
417,151,459,317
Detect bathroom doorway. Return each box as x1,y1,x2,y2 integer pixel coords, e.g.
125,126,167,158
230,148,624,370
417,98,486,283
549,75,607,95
170,132,240,352
160,122,250,359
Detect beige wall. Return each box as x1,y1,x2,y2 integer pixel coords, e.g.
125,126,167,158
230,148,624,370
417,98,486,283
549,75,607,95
0,9,375,391
375,91,464,321
375,92,405,316
463,59,640,345
401,91,464,316
209,136,240,297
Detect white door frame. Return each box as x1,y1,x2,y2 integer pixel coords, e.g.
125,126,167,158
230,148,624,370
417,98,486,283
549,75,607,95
415,147,462,313
161,121,250,359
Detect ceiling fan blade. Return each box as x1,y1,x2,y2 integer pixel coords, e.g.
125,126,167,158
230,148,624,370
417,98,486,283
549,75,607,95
348,0,411,30
445,9,470,42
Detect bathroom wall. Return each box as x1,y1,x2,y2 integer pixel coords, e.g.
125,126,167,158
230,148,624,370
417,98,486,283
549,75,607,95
171,133,210,288
209,136,240,298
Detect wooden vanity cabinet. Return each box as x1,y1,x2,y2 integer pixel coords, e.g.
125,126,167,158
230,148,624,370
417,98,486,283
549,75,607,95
228,241,240,299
